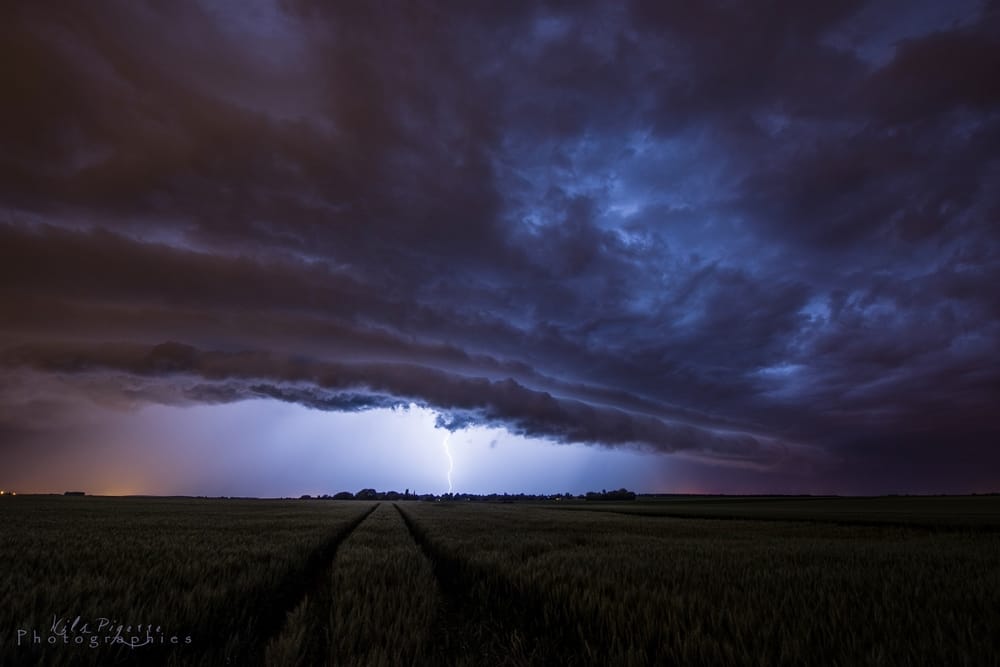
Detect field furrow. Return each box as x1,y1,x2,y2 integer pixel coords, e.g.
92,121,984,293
261,502,379,666
396,503,555,666
0,497,377,667
266,502,439,667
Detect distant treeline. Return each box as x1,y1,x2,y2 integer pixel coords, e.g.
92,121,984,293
584,488,637,501
298,488,637,502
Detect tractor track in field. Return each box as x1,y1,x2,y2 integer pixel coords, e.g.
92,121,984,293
394,504,580,667
394,503,511,665
252,502,379,666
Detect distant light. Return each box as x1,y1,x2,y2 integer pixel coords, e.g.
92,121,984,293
0,490,5,496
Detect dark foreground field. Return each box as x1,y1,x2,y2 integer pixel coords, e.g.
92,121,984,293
1,496,999,666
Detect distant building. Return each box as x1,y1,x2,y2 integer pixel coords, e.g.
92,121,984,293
64,491,86,496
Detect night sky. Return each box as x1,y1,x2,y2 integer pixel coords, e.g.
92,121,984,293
1,1,998,496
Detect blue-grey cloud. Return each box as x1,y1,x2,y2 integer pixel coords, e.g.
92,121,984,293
1,0,998,491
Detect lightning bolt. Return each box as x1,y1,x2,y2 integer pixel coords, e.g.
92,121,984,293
442,432,454,493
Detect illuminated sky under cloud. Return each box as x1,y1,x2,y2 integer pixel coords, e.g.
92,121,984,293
6,399,661,497
1,0,999,495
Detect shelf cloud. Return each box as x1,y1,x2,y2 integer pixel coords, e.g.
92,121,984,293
2,0,998,492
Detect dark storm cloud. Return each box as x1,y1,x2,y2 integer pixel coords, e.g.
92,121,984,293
1,342,809,467
1,0,998,489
